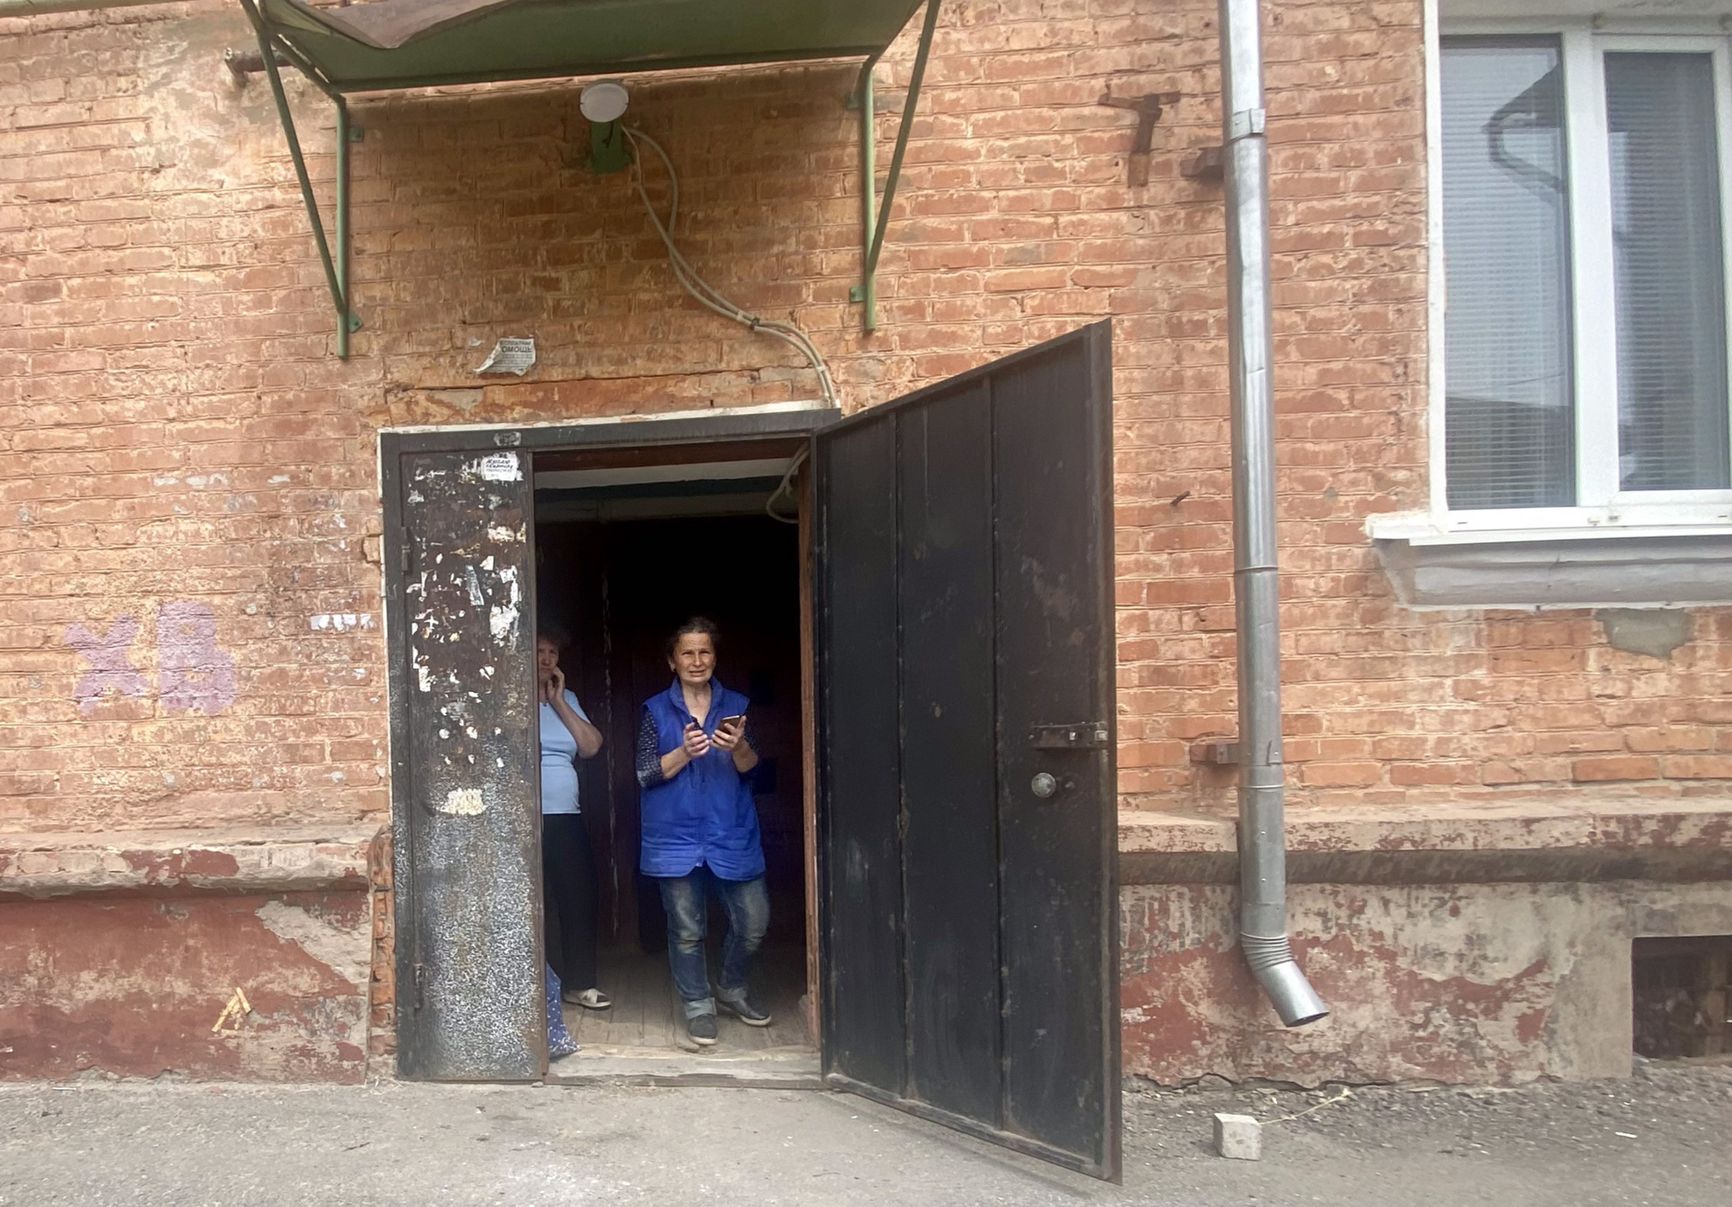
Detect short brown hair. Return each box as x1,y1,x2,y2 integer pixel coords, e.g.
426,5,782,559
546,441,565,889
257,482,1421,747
665,616,720,659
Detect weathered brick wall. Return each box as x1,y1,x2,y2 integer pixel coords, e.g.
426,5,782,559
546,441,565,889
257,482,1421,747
3,0,1730,851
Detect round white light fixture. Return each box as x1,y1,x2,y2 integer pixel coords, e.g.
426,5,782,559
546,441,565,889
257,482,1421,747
579,80,630,124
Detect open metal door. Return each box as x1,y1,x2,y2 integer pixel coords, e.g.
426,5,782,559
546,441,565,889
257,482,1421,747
815,322,1120,1179
385,446,544,1081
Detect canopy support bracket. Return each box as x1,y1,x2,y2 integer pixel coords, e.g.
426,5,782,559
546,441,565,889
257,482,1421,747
241,0,361,359
848,0,941,334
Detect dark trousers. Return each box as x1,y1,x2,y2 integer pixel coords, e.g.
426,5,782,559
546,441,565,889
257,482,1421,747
541,813,598,992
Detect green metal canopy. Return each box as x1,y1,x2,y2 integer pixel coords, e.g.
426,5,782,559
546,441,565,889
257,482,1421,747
240,0,942,356
255,0,925,93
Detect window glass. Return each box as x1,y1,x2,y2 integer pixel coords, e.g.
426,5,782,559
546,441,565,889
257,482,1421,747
1604,51,1732,491
1442,39,1577,509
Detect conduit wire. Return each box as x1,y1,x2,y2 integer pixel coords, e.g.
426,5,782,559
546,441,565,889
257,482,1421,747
765,445,808,526
622,127,838,410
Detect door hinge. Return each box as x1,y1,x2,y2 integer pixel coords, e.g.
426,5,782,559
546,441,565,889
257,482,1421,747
400,544,410,575
1028,722,1111,750
412,962,427,1010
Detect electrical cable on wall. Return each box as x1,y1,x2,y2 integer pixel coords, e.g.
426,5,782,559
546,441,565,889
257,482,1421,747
622,127,838,411
764,445,807,526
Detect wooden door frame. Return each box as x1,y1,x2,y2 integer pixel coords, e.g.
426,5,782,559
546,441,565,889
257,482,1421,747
381,404,837,1076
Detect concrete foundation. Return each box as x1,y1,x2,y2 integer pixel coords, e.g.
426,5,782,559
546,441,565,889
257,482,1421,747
3,803,1729,1087
0,828,376,1082
1120,799,1732,1086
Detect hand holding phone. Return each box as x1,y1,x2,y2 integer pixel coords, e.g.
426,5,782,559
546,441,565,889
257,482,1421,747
713,713,747,751
681,721,711,758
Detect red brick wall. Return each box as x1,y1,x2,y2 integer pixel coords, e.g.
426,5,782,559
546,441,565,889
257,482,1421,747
2,0,1730,850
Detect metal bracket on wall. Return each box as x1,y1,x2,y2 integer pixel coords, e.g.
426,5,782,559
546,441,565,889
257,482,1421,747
1097,92,1182,188
847,0,942,334
239,0,362,359
1189,739,1241,766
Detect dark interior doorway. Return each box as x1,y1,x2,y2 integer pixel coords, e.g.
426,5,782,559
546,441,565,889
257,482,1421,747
532,465,814,1075
536,513,806,949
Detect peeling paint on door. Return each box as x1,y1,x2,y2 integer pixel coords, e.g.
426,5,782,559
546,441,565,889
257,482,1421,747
435,788,485,816
392,448,542,1080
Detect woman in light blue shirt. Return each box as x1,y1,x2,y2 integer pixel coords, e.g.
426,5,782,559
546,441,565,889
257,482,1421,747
538,626,610,1011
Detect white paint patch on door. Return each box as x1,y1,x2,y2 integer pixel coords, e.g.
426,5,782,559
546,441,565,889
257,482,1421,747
434,787,486,815
488,565,522,643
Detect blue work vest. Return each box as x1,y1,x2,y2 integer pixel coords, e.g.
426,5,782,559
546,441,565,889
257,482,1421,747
640,678,764,880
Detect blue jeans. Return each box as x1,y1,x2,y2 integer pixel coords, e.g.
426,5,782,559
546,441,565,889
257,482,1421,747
656,868,769,1019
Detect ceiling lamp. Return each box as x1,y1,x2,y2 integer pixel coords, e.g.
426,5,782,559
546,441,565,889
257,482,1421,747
581,80,631,173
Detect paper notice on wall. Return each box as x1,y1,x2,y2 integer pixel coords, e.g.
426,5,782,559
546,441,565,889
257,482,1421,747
474,337,536,376
474,452,520,482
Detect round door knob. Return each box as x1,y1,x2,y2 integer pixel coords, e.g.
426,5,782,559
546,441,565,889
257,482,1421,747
1030,771,1058,799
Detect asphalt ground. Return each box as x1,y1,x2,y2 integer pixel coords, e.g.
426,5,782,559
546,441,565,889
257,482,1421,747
1,1061,1726,1206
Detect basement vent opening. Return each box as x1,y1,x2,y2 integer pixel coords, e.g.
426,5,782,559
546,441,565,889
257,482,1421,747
1632,936,1732,1061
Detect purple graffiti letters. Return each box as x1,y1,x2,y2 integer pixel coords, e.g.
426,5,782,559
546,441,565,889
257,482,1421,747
65,616,151,714
66,603,238,717
156,601,237,715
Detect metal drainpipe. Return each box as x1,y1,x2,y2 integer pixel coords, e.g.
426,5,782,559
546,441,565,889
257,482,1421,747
1219,0,1328,1028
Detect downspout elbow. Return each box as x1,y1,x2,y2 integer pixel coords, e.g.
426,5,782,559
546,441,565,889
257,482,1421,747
1239,930,1329,1027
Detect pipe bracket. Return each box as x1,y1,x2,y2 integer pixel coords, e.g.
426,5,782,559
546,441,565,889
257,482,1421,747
1226,107,1266,142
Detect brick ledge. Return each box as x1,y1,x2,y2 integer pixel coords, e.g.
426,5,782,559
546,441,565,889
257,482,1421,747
0,825,379,899
1118,797,1732,885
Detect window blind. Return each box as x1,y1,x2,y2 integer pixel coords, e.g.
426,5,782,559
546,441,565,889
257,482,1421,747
1441,39,1577,510
1604,51,1732,492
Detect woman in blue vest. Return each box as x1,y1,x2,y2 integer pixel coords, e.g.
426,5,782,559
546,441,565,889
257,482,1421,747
634,616,769,1048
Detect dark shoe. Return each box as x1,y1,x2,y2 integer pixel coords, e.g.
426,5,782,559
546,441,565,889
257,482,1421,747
687,1013,719,1047
718,996,772,1027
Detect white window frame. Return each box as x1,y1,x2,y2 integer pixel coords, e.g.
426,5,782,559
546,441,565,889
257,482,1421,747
1413,6,1732,540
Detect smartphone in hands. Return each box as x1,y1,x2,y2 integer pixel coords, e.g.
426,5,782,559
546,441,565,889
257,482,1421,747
718,713,746,735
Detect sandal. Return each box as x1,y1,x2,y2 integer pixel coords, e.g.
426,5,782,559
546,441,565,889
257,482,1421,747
561,987,612,1011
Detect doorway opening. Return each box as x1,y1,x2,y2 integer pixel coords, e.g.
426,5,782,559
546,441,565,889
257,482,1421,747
383,324,1121,1176
532,439,819,1083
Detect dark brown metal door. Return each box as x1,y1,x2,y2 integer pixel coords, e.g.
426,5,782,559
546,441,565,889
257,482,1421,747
815,322,1120,1179
386,447,544,1081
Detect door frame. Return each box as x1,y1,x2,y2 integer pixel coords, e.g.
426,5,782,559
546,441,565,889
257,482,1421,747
381,403,839,1078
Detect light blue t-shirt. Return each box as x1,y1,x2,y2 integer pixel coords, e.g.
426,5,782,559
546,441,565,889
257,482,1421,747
539,689,592,815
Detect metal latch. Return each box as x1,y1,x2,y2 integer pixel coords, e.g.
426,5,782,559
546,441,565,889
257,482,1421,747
413,962,427,1011
1028,723,1110,750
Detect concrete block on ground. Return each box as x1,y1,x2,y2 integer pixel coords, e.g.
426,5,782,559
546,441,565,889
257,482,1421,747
1213,1112,1261,1160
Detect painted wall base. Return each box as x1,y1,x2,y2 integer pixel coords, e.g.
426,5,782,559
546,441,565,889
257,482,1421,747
1122,878,1732,1086
0,829,375,1082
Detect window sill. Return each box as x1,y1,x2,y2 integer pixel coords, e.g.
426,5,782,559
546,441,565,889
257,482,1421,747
1367,513,1732,610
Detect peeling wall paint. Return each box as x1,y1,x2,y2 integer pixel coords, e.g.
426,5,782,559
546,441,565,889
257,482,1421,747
309,613,376,633
253,899,369,989
0,892,370,1082
1119,879,1732,1086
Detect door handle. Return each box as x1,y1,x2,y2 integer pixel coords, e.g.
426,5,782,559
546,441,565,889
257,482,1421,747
1029,772,1077,800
